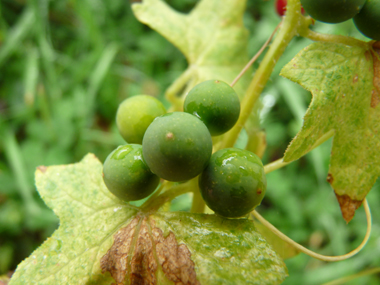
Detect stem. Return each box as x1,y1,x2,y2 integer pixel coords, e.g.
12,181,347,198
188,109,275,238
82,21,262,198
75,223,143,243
219,0,305,149
140,181,193,212
190,181,205,213
264,129,335,173
230,21,281,87
302,29,369,49
140,181,168,209
252,198,372,262
165,67,193,110
264,158,290,174
322,267,380,285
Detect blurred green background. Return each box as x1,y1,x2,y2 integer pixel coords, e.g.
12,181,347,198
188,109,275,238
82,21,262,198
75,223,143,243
0,0,379,284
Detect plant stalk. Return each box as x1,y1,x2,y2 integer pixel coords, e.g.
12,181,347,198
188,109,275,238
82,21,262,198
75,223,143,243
219,0,305,149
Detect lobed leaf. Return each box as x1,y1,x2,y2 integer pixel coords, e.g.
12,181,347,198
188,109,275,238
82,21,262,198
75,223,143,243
9,154,138,285
9,154,288,284
280,42,380,222
131,0,251,102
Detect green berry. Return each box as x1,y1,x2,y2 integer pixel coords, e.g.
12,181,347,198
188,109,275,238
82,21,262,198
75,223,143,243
199,148,266,218
353,0,380,40
301,0,367,23
142,112,212,182
116,95,166,144
103,144,160,201
184,80,240,136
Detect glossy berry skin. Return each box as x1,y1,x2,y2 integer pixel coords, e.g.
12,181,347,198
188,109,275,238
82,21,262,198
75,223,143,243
184,80,240,136
103,144,160,201
116,95,166,144
142,112,212,182
353,0,380,40
199,148,266,218
301,0,367,23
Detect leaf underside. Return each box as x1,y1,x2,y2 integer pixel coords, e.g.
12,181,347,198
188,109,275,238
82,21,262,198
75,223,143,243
9,154,287,285
280,42,380,222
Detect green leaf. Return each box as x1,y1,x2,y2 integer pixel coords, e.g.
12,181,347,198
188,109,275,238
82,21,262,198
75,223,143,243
101,212,287,285
150,212,287,284
9,154,287,284
131,0,251,100
9,154,137,285
280,42,380,222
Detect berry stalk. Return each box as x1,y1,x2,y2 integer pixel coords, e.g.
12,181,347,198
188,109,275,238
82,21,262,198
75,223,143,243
219,0,307,149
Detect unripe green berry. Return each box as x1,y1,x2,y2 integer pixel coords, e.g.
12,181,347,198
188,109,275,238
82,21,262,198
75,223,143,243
103,144,160,201
116,95,166,144
353,0,380,40
199,148,266,218
184,80,240,136
301,0,366,23
142,112,213,182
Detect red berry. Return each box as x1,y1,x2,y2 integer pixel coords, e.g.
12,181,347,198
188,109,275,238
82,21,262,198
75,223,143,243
276,0,287,16
275,0,305,17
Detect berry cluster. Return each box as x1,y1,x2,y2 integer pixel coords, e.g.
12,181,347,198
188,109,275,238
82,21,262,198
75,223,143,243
102,80,267,217
276,0,380,41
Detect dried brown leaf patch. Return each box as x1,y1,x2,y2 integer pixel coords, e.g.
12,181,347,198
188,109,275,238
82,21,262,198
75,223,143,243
101,216,200,285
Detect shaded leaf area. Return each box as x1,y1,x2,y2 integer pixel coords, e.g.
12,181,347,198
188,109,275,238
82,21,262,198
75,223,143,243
9,154,138,285
280,42,380,222
132,0,251,101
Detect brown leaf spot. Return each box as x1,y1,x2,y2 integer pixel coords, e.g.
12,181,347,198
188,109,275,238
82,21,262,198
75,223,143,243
37,166,47,173
371,46,380,108
373,41,380,49
371,90,380,108
335,193,363,223
326,173,333,184
152,228,200,285
257,189,262,195
365,50,371,61
101,217,200,285
101,217,139,285
130,220,157,285
353,74,358,83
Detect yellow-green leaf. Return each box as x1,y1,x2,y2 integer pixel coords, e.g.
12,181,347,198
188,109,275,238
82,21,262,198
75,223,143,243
10,154,287,285
131,0,251,101
9,154,138,285
280,42,380,222
9,154,288,284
